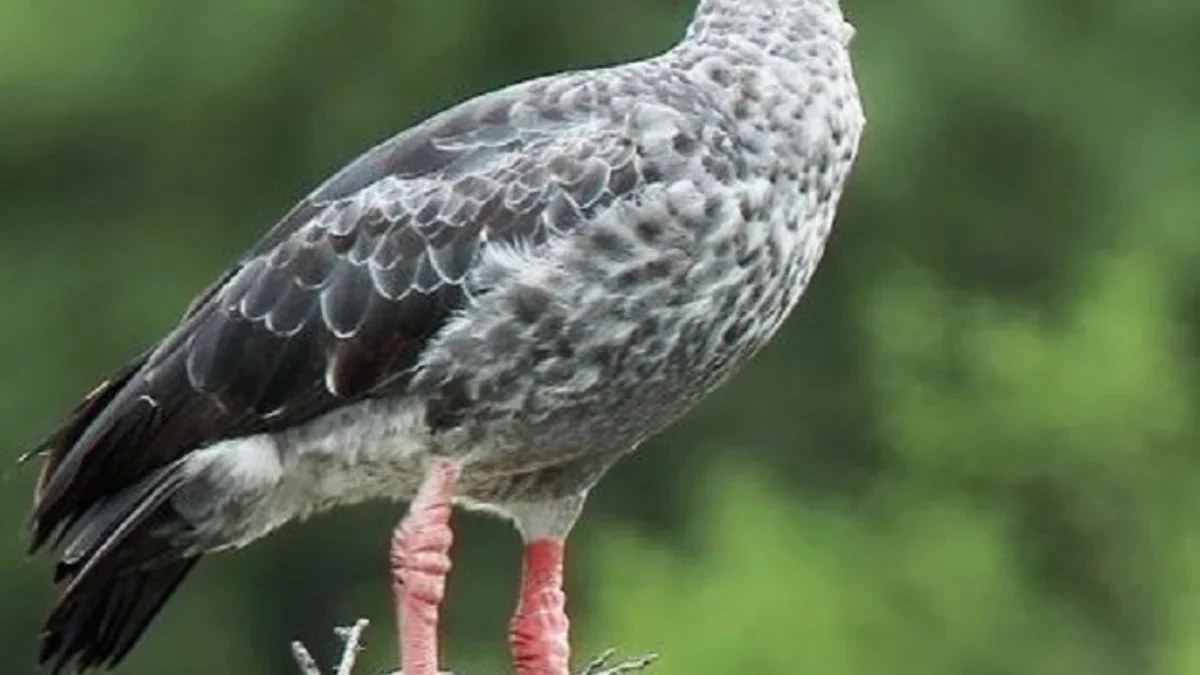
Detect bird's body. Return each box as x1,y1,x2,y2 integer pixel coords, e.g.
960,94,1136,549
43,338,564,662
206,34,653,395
27,0,864,672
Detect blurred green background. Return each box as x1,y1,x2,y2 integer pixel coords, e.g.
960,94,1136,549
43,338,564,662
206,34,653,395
2,0,1199,673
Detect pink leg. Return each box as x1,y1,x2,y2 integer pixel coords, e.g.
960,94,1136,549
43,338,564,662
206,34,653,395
390,459,461,675
509,539,571,675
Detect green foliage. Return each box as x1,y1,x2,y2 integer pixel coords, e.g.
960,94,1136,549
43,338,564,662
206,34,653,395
1,0,1199,674
584,458,1191,675
585,466,1059,675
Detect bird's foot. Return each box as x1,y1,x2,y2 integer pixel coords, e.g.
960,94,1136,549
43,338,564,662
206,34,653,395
391,459,461,675
510,539,570,675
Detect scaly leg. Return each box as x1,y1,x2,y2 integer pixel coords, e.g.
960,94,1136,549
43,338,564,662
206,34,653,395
509,538,571,675
389,459,460,675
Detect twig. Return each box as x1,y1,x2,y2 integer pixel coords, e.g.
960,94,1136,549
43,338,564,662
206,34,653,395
578,648,659,675
334,619,371,675
290,618,658,675
291,638,322,675
291,619,371,675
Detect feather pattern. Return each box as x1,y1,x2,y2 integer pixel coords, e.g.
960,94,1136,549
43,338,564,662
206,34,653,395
31,83,645,550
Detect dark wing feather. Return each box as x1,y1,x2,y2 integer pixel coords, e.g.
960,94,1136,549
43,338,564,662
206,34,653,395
28,77,649,671
34,85,645,542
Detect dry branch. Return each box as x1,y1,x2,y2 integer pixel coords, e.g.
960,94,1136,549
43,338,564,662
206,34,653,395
291,619,658,675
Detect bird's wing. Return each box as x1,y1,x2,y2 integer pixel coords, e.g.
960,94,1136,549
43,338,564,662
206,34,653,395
30,80,648,547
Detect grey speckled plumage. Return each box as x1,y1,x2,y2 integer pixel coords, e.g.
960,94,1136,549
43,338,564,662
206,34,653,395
27,0,864,670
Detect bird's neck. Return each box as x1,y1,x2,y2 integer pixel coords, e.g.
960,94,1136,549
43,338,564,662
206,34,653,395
680,0,854,56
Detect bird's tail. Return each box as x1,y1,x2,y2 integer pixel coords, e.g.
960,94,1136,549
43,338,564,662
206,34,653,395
38,462,201,674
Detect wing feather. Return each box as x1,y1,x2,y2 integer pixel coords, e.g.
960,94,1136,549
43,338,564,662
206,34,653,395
30,79,653,549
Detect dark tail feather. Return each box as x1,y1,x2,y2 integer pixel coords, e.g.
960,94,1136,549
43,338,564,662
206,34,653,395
26,355,148,552
39,463,200,673
42,559,199,673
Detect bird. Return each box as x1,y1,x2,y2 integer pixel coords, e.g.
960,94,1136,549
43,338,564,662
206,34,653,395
24,0,864,673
